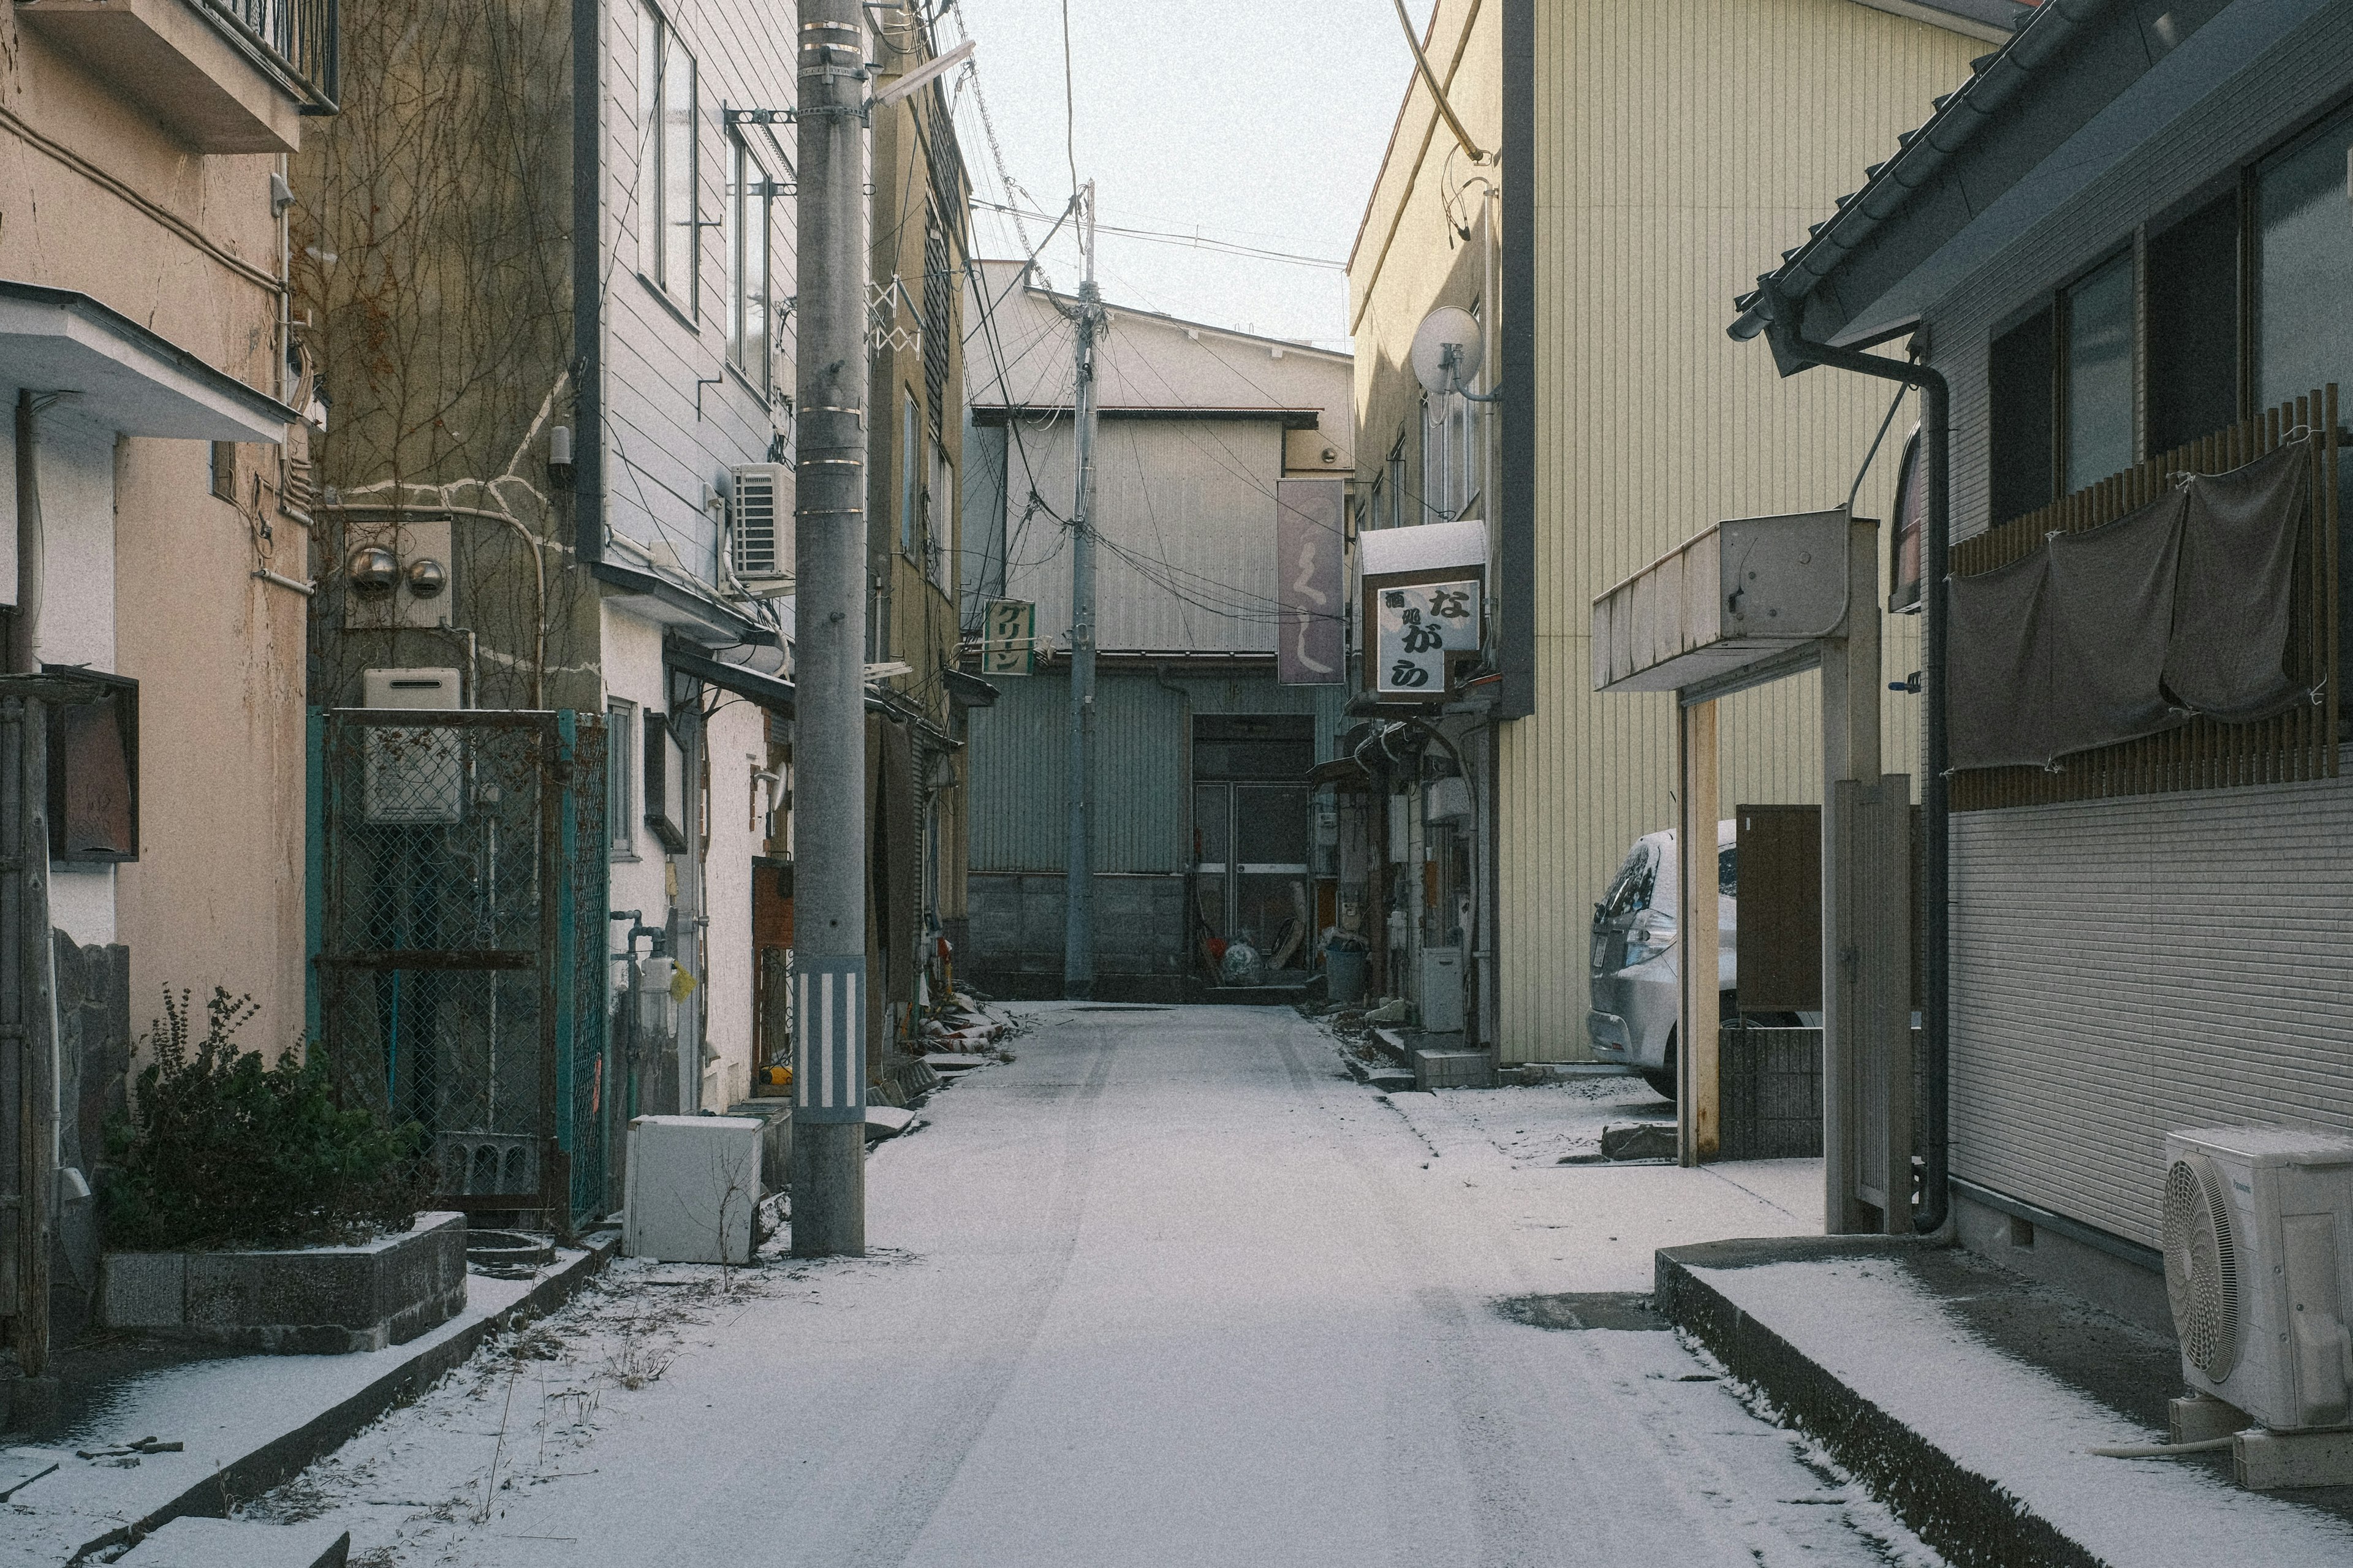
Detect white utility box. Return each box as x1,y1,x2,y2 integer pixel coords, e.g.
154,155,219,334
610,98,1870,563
2164,1126,2353,1433
1419,946,1465,1032
623,1115,763,1265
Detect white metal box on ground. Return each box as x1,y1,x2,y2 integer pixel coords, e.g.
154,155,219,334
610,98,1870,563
623,1115,763,1265
2164,1127,2353,1432
1419,946,1464,1032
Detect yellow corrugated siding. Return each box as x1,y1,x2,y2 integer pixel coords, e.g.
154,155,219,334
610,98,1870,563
1493,0,1968,1060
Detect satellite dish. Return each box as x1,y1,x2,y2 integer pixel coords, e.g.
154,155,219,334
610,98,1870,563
1411,306,1483,395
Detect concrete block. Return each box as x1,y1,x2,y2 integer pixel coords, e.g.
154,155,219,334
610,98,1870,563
2170,1393,2250,1444
1412,1049,1495,1091
865,1105,917,1140
116,1517,350,1567
2234,1428,2353,1490
100,1251,186,1330
1601,1122,1678,1161
103,1214,466,1354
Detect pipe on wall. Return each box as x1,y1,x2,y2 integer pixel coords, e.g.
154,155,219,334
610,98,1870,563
1765,333,1951,1238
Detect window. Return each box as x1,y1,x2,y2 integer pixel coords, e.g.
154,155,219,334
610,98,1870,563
900,393,920,556
1385,437,1407,529
607,700,637,857
47,671,138,863
1988,306,2055,523
637,4,697,311
929,441,953,586
643,709,688,854
2061,252,2134,493
2146,191,2240,455
2255,105,2353,412
726,132,773,393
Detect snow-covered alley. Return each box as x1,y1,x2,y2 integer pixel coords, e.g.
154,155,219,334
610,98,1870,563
244,1005,1942,1567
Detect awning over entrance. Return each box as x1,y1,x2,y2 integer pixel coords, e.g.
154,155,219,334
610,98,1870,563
1590,509,1853,700
0,280,295,442
667,640,796,714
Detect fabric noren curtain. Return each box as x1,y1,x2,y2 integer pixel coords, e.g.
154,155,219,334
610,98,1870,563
1947,438,2314,773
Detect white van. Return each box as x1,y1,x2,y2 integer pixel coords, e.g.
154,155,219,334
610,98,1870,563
1585,821,1737,1100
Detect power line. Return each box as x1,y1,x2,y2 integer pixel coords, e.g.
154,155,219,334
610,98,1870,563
974,199,1346,271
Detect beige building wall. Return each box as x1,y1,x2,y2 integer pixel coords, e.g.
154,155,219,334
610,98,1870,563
1352,0,1970,1061
2,12,309,1047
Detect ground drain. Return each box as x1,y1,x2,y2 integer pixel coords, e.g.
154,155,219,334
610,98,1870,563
1492,1292,1669,1331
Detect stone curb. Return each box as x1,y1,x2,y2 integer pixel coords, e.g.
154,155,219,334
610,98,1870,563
69,1231,620,1564
1653,1238,2101,1568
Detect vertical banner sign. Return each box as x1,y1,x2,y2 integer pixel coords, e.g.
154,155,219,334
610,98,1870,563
1374,580,1482,695
1276,478,1344,684
793,955,866,1122
980,598,1036,675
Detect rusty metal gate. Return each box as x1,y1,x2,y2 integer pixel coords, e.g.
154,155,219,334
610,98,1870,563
308,709,610,1233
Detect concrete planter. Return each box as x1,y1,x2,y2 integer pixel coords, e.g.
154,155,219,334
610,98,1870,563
100,1212,468,1354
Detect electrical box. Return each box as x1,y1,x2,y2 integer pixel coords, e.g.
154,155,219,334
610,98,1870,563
1419,946,1465,1032
623,1115,763,1265
1425,776,1472,823
728,464,795,591
360,668,463,825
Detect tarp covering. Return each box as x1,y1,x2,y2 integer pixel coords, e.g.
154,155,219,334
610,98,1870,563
2162,441,2312,724
1948,439,2314,771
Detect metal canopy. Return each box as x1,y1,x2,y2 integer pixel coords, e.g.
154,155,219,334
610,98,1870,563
0,281,294,442
593,560,777,648
1590,509,1853,695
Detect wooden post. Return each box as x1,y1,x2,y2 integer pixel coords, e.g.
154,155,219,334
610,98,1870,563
3,697,56,1377
1677,697,1720,1166
1819,516,1884,1233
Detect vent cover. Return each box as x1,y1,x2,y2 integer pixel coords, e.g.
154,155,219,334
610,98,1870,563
728,464,793,583
2165,1154,2241,1381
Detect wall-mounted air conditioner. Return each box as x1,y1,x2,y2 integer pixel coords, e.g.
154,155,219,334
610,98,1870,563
728,464,794,593
2164,1127,2353,1432
360,667,464,825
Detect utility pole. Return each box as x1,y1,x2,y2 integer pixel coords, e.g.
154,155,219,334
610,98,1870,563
1063,183,1100,1000
789,0,870,1256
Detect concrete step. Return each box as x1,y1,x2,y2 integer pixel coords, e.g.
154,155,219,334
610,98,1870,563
118,1517,350,1567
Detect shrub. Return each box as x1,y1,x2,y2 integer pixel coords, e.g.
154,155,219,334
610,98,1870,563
99,987,429,1252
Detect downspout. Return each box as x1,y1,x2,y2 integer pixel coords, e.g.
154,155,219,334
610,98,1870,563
12,391,45,674
1759,329,1951,1238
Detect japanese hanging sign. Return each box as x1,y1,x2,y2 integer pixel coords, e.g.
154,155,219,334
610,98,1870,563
1374,579,1482,695
980,598,1036,676
1275,478,1344,685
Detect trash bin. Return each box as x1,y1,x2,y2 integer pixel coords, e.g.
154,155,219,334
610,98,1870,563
1325,942,1368,1005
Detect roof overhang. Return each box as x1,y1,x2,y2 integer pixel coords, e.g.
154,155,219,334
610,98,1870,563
0,281,295,442
594,560,777,648
666,640,795,714
942,665,1000,708
1592,510,1853,697
1732,0,2331,362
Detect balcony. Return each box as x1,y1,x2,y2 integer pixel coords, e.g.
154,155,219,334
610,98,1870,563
15,0,336,153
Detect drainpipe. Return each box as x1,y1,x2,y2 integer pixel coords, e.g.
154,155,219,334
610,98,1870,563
12,392,45,675
1759,331,1950,1238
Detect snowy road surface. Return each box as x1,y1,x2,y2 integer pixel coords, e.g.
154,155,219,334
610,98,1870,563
254,1005,1941,1567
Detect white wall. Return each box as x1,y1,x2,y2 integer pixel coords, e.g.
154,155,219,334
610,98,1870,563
33,408,119,945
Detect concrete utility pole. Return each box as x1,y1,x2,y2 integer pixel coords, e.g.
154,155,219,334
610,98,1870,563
1063,183,1101,1000
789,0,870,1256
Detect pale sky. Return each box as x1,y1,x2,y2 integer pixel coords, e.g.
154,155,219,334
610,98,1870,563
941,0,1430,350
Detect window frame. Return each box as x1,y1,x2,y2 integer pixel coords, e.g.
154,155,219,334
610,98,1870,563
900,392,921,557
607,698,638,860
643,708,689,854
637,2,700,317
726,129,773,396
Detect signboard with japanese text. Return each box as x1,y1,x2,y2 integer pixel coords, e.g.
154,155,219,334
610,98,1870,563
1373,578,1482,696
1275,478,1344,684
980,598,1037,676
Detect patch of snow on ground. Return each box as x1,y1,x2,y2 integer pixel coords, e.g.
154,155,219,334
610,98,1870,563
1431,1071,1673,1165
1697,1256,2353,1568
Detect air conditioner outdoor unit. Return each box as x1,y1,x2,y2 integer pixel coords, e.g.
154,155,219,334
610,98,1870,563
2164,1126,2353,1432
728,463,794,591
360,667,464,825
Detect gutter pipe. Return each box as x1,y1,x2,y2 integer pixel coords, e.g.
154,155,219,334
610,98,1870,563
1749,325,1951,1238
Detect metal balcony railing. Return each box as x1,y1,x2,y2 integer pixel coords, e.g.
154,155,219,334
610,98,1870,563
196,0,339,114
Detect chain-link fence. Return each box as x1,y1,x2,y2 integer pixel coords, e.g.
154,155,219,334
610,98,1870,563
313,710,607,1232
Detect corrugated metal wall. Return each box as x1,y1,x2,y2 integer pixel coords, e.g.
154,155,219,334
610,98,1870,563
1493,0,1964,1060
967,668,1345,874
1952,775,2353,1249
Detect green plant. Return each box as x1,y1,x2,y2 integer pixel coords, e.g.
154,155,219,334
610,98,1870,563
99,987,429,1252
